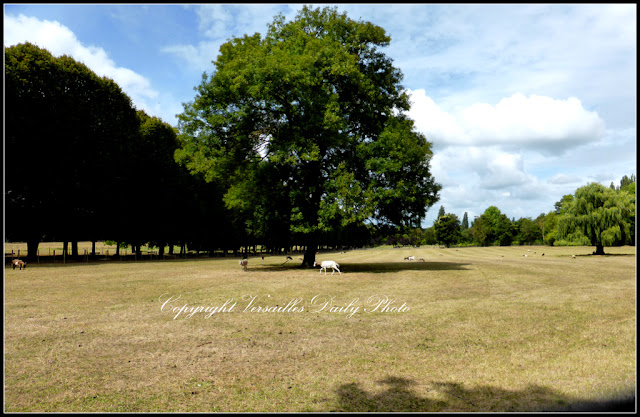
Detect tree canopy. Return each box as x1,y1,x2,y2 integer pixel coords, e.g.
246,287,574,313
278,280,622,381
557,182,635,255
5,42,141,258
175,6,441,265
434,213,460,248
5,42,234,260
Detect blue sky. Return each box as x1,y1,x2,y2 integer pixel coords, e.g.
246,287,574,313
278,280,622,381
4,4,637,228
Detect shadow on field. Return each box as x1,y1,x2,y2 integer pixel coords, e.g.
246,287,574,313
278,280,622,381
250,262,471,273
332,377,635,412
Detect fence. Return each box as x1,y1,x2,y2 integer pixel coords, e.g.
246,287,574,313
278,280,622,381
5,243,348,266
5,244,283,265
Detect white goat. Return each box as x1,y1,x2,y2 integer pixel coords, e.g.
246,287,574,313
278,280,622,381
404,256,415,261
239,259,248,271
314,260,341,275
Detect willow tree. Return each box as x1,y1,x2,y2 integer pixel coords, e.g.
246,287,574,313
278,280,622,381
176,6,441,266
557,182,635,255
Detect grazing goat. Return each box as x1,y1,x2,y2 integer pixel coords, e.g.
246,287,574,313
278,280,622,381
313,260,341,275
12,259,27,270
404,256,415,261
418,258,426,262
239,259,248,271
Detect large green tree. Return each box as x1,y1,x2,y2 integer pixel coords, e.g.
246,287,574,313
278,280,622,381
557,182,635,255
176,6,440,266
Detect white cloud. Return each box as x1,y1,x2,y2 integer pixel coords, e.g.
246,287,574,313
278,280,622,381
162,4,298,75
4,14,159,116
547,174,584,185
408,89,606,154
161,41,220,75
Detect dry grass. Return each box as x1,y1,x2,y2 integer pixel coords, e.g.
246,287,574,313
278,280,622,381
4,245,636,412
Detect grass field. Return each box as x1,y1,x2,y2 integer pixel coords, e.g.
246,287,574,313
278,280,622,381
4,244,636,412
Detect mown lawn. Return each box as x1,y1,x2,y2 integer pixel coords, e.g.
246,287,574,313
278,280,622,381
4,245,635,412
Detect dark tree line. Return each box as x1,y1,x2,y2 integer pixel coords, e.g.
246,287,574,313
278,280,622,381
5,43,233,261
6,40,438,262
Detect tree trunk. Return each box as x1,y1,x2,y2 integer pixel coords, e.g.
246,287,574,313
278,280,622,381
594,244,605,255
158,242,165,258
91,241,96,256
26,239,40,263
116,242,120,257
63,241,69,257
302,234,318,268
72,241,79,257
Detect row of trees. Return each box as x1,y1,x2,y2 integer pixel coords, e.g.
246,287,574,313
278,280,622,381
6,7,442,263
5,42,236,260
6,7,633,261
424,174,635,253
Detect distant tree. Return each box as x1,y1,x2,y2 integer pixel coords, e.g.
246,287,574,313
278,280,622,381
541,211,558,246
470,215,492,246
434,214,461,248
407,228,424,246
494,216,516,246
422,227,437,245
461,212,469,230
619,174,635,192
437,205,446,221
515,217,542,245
557,182,635,255
470,206,515,246
534,212,547,244
617,175,635,245
554,194,574,214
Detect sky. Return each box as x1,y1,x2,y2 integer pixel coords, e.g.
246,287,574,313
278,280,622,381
4,3,637,228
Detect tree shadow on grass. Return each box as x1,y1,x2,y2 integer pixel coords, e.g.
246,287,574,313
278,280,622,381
250,262,471,273
331,377,635,412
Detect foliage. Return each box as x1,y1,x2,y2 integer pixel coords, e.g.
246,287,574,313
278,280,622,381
5,42,140,258
175,6,440,265
557,182,635,255
434,214,461,248
5,42,234,258
514,217,542,245
470,206,516,246
554,194,574,214
461,212,469,230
